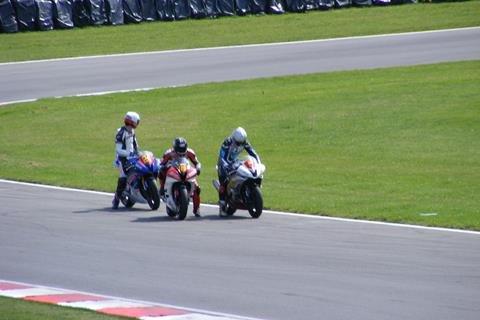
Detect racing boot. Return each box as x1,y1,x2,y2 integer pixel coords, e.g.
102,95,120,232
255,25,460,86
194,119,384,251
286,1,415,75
112,195,120,209
218,185,227,217
193,185,201,218
112,177,127,209
159,185,165,201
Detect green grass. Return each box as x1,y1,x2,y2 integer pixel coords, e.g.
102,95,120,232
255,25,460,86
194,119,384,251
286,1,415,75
1,60,479,230
1,2,479,63
0,296,127,320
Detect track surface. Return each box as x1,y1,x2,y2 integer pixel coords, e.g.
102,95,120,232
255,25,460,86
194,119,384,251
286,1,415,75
1,27,480,104
1,181,479,320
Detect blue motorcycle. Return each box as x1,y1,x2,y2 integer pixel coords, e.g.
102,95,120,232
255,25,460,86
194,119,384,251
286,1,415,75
121,151,160,210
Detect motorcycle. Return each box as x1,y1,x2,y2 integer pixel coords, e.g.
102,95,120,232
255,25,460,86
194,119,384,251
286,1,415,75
121,151,160,210
164,157,198,220
213,156,266,218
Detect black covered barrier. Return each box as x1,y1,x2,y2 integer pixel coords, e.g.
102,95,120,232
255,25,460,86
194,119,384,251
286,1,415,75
334,0,351,7
52,0,74,29
267,0,284,14
123,0,142,23
139,0,155,21
305,0,334,10
84,0,107,25
174,0,190,19
2,0,419,33
189,0,207,18
105,0,123,24
12,0,35,30
204,0,218,17
156,0,174,20
284,0,305,13
250,0,266,14
352,0,371,6
235,0,249,15
0,0,18,32
35,0,54,30
217,0,234,16
73,0,89,26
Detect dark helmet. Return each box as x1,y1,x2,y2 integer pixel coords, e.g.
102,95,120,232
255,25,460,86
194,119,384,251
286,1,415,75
173,137,188,156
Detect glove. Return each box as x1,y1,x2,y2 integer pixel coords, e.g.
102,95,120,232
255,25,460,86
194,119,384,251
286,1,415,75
196,164,201,176
226,164,235,176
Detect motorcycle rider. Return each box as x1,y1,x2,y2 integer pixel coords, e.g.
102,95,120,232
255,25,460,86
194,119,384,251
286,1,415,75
217,127,260,215
112,111,141,209
159,137,202,217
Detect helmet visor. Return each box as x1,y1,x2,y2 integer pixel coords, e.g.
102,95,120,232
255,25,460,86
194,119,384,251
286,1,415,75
125,118,139,128
176,146,187,155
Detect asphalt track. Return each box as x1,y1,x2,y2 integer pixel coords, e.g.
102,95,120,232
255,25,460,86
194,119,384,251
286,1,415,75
1,27,480,105
1,180,479,320
1,28,480,319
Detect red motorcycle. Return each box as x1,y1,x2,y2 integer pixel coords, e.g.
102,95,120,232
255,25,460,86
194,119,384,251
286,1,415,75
164,157,199,220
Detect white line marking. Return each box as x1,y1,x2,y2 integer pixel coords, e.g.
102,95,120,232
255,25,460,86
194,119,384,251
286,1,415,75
71,87,157,97
59,299,151,310
0,86,184,106
0,287,66,298
1,27,479,67
141,315,240,320
0,98,38,106
1,179,479,235
0,279,264,320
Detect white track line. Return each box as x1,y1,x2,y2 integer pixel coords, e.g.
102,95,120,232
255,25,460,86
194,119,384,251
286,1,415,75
1,179,479,235
1,27,479,67
0,279,264,320
0,98,38,106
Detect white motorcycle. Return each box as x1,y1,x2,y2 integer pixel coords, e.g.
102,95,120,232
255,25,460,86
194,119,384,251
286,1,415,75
213,156,266,218
164,157,198,220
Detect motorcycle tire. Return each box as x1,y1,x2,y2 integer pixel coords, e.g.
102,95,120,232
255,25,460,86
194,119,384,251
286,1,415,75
121,195,135,208
144,177,160,210
247,186,263,219
166,206,177,218
225,202,236,215
176,186,189,221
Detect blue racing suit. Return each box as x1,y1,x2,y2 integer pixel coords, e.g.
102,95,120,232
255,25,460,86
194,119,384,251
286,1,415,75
217,136,260,188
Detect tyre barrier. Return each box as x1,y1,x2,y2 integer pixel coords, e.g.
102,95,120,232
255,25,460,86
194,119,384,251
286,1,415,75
0,0,418,33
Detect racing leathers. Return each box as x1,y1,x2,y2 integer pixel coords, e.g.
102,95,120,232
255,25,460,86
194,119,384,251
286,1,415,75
158,148,202,215
217,137,260,203
112,126,139,208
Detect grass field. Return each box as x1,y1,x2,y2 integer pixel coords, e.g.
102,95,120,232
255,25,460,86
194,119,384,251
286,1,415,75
0,1,479,63
0,296,126,320
0,60,479,230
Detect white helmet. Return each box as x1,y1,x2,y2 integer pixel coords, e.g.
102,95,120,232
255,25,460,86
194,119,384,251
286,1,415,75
124,111,140,128
231,127,247,145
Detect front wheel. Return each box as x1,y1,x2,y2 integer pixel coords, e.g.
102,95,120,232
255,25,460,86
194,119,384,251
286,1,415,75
144,177,160,210
247,186,263,219
176,186,189,220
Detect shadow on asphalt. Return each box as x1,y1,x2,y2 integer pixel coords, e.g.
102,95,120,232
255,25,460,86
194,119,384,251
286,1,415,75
131,214,251,223
72,207,152,214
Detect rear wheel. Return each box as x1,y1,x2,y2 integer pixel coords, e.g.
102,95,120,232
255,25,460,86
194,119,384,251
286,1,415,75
120,195,135,208
225,202,236,215
247,186,263,219
143,177,160,210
